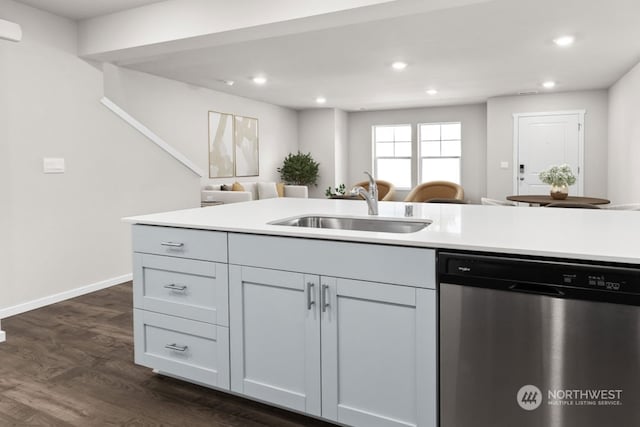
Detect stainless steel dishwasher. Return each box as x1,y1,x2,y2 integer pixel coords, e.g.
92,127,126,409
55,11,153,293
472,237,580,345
438,252,640,427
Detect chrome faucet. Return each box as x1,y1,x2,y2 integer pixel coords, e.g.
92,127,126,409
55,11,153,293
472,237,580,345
352,171,379,215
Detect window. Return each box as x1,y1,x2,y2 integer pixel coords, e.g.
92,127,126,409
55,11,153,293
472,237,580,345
371,122,462,188
419,122,461,184
372,125,412,188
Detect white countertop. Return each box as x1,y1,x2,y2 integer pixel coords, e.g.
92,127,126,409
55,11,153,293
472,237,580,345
124,198,640,264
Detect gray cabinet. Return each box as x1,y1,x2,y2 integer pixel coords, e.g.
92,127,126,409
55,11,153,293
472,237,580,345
132,225,230,389
134,309,229,388
321,277,436,427
131,226,437,426
229,266,321,415
228,233,437,427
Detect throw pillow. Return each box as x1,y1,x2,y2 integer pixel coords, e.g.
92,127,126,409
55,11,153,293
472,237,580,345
258,182,279,199
231,182,245,191
276,182,285,197
221,184,231,191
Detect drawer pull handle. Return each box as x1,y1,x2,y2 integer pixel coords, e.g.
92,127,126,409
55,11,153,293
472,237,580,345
165,343,188,352
160,241,184,248
321,284,330,313
164,284,187,292
307,282,315,310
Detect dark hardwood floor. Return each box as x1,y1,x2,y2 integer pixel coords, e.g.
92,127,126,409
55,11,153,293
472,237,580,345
0,283,333,426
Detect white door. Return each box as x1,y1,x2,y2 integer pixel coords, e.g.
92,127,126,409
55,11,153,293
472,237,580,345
229,265,321,415
321,277,437,427
514,111,584,196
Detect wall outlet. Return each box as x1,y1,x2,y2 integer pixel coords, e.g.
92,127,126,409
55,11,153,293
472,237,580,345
500,161,509,169
43,158,65,174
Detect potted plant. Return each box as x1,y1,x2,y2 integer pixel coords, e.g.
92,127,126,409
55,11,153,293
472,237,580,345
325,184,347,198
277,151,320,186
539,164,576,200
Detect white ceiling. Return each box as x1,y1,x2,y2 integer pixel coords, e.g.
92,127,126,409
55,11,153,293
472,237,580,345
17,0,640,111
15,0,166,20
116,0,640,111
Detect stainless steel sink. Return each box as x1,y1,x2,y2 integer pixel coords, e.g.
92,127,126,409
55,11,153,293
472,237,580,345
269,215,431,233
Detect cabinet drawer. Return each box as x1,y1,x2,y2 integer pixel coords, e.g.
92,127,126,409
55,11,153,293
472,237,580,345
132,225,227,262
134,309,229,389
133,254,228,326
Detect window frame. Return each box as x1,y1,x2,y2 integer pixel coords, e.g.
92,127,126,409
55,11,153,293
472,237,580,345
371,124,413,190
417,121,462,185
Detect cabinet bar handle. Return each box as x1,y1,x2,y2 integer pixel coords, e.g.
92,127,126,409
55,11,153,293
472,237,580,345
164,284,187,291
322,284,330,312
307,282,315,310
165,343,188,352
160,241,184,248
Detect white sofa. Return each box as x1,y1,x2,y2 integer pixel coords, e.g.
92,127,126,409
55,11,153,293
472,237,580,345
201,181,308,204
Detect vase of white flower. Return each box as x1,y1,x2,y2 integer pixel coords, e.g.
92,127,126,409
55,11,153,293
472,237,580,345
539,164,576,200
549,184,569,200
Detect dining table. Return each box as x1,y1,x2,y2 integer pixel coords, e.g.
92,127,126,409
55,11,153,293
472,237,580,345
506,195,610,206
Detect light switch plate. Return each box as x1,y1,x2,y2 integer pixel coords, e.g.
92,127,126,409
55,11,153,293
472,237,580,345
43,158,65,174
500,161,509,169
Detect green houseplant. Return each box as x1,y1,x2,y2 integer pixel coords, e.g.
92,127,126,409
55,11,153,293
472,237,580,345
325,183,347,198
277,151,320,186
539,164,576,200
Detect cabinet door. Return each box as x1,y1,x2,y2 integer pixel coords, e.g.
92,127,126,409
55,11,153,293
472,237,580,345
321,278,437,427
229,265,321,416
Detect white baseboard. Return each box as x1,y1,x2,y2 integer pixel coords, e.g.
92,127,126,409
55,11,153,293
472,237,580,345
0,273,133,322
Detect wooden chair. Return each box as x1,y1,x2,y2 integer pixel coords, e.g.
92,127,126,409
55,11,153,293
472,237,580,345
404,181,464,203
351,179,396,201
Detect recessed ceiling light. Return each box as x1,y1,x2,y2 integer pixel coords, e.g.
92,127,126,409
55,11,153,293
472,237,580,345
392,61,408,71
553,35,575,47
542,81,556,89
252,76,267,85
426,89,438,95
316,97,326,104
224,80,234,86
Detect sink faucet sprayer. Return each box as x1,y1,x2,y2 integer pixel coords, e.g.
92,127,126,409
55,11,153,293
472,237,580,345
352,171,378,215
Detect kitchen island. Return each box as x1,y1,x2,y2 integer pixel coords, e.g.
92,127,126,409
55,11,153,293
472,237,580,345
125,197,640,264
124,198,640,427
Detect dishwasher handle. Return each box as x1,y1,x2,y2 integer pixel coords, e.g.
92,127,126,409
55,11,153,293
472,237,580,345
509,283,565,297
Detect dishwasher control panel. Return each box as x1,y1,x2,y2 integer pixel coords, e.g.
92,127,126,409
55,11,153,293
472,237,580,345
439,252,640,306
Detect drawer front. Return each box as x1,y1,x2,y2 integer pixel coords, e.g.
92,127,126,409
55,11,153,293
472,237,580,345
229,233,436,289
134,309,229,389
132,225,227,262
133,254,228,326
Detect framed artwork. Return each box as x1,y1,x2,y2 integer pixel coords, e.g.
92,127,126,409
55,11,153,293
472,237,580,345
208,111,234,178
234,115,259,177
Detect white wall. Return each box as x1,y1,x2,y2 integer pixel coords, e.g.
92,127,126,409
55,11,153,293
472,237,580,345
0,37,11,308
608,61,640,204
0,0,198,316
298,109,336,198
486,90,608,200
348,104,487,202
334,109,349,188
104,64,298,188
